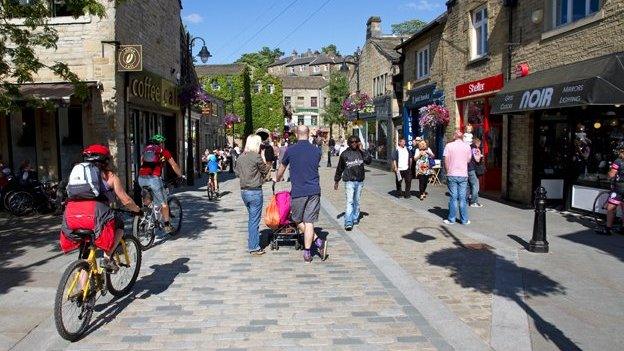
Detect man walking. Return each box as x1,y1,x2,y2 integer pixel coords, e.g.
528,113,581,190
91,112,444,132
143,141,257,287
392,136,412,198
276,125,326,262
443,130,472,225
327,137,336,167
333,136,372,231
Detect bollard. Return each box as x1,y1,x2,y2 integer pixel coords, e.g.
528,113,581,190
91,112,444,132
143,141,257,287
529,186,549,253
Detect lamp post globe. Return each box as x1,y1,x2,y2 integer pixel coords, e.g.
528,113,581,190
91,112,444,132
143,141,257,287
198,45,212,63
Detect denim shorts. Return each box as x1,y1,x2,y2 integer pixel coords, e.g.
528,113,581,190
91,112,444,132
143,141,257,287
138,176,166,206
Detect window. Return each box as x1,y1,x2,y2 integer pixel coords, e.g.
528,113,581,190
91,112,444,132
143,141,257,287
324,65,329,72
299,65,304,72
284,96,291,105
553,0,600,27
211,80,220,91
253,82,261,93
323,97,327,107
313,66,320,73
471,6,488,59
296,96,305,106
9,0,74,17
311,116,318,126
311,97,318,107
289,67,295,74
269,84,275,94
416,46,430,79
298,115,305,125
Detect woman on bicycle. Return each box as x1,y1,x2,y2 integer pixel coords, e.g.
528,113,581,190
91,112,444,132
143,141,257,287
61,144,141,270
603,147,624,235
206,150,221,193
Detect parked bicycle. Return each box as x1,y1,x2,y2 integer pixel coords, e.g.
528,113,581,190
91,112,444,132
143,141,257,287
132,178,183,250
54,211,142,341
3,179,62,216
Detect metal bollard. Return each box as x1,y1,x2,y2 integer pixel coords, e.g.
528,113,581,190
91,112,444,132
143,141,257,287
529,186,549,253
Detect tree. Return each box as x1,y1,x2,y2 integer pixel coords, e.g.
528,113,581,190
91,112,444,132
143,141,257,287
236,47,284,70
391,19,427,36
322,72,349,138
321,44,340,56
0,0,112,112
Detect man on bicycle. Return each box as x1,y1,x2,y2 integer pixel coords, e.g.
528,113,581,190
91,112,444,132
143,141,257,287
138,134,183,234
206,149,221,195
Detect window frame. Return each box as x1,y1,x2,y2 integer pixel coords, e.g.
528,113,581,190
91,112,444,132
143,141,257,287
416,45,430,80
552,0,600,28
470,5,488,60
311,96,318,107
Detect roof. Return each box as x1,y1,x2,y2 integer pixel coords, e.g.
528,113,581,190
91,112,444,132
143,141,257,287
195,64,245,76
285,56,317,67
269,57,294,67
281,76,328,90
396,13,448,50
370,36,405,63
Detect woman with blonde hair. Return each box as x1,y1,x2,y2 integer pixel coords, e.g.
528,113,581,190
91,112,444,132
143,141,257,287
234,135,271,255
413,138,435,200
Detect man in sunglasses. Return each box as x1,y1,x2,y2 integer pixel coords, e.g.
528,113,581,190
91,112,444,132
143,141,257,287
334,136,372,231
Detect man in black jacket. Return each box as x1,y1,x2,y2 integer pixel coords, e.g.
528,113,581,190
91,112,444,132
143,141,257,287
333,136,372,231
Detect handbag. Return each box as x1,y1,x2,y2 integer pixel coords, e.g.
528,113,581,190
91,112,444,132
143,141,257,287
428,157,436,168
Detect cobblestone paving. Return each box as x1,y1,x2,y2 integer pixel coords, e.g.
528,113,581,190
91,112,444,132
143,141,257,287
319,166,494,342
40,176,443,350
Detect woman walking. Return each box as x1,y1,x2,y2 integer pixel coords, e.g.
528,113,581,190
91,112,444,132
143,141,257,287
235,135,271,255
414,139,435,201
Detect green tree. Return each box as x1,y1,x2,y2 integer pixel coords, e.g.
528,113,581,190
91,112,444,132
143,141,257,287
236,47,284,70
0,0,114,112
391,19,427,36
321,44,340,56
322,72,349,137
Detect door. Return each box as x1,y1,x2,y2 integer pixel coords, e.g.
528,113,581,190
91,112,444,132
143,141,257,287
482,115,503,193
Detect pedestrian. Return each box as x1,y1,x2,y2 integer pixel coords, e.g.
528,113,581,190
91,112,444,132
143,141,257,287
327,136,336,167
333,136,372,231
443,130,472,225
468,137,484,207
392,136,412,198
414,138,435,201
234,135,271,255
276,125,325,262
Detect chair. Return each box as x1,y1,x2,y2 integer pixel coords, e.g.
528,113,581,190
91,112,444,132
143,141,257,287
429,160,442,186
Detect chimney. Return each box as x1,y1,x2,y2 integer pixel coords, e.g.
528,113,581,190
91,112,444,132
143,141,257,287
306,48,313,57
366,16,382,39
291,49,298,58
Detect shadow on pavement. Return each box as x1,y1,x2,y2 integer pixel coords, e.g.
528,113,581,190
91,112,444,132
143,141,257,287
402,229,436,243
427,228,580,351
336,211,369,220
561,229,624,263
508,234,531,251
427,206,448,220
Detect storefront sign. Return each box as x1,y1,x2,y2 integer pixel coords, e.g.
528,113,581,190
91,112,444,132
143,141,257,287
117,45,143,72
128,72,180,111
406,84,444,108
492,82,589,113
455,74,504,100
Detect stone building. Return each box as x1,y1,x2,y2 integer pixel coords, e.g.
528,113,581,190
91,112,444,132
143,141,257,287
348,16,405,163
0,0,185,186
281,76,329,129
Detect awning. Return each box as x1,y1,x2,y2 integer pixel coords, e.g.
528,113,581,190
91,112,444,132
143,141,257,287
491,52,624,114
5,82,99,101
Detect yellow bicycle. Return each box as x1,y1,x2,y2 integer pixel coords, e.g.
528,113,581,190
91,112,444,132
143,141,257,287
54,225,142,341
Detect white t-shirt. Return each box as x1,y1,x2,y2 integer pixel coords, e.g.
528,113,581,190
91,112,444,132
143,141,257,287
397,147,409,171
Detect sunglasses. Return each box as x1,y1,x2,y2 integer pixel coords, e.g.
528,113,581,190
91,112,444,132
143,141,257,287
349,140,359,144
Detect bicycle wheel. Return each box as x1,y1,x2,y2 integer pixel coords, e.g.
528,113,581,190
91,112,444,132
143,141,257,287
54,260,94,341
3,190,16,209
132,214,155,250
207,185,213,201
106,236,142,297
167,196,183,236
592,190,611,227
8,191,34,216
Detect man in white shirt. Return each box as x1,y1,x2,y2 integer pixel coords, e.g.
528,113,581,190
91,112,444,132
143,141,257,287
392,136,413,198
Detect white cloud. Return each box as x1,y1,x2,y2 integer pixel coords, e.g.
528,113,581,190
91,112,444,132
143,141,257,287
184,13,204,24
405,0,443,11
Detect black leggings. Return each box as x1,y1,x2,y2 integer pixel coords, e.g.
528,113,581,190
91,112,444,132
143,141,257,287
417,174,430,195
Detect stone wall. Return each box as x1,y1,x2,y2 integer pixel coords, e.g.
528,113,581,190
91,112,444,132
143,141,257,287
506,114,534,203
401,24,446,103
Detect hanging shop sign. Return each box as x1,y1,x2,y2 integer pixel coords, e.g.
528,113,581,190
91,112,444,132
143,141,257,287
514,63,530,79
406,83,444,108
117,45,143,72
128,72,180,111
455,74,504,100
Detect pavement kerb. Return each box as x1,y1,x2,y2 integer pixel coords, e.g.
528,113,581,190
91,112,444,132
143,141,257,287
320,195,493,351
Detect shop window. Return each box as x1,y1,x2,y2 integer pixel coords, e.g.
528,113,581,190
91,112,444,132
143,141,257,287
377,120,388,160
311,116,318,126
367,120,377,159
464,99,486,140
11,107,37,172
311,97,318,107
416,46,430,79
471,6,488,59
553,0,600,27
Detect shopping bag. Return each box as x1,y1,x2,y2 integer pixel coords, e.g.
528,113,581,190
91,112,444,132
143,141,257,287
264,195,281,229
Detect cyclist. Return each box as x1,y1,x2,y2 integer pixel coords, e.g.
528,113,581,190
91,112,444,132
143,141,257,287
138,134,183,234
206,149,221,195
603,146,624,235
60,144,141,270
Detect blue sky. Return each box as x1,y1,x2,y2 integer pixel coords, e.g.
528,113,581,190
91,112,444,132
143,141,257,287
181,0,447,64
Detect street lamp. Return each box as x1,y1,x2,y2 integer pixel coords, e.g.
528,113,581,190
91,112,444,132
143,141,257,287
191,37,212,64
227,78,235,146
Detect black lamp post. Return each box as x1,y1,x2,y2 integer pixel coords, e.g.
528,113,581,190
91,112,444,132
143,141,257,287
186,35,212,186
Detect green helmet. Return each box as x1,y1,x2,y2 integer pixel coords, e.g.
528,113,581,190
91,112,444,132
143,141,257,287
151,134,166,143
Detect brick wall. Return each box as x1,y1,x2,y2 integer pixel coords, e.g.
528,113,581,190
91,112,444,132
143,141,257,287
506,114,534,203
401,25,445,102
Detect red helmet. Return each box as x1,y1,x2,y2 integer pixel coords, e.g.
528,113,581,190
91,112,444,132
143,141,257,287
82,144,111,163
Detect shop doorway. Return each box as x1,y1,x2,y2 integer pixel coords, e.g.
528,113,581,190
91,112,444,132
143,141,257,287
482,115,503,194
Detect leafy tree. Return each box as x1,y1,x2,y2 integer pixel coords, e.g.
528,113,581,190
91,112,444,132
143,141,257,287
0,0,113,112
321,44,340,56
236,47,284,70
322,72,349,137
391,19,427,36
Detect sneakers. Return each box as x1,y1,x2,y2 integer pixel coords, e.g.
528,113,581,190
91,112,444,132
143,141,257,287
470,203,483,208
315,238,326,259
443,219,454,225
303,250,312,263
250,249,266,256
463,220,471,225
345,224,353,231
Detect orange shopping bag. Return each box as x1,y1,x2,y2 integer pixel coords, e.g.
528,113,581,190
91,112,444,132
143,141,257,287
264,195,280,229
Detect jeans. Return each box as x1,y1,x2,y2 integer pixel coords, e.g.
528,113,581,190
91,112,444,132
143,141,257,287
344,181,363,226
447,176,469,224
241,189,263,252
468,170,480,204
138,176,166,206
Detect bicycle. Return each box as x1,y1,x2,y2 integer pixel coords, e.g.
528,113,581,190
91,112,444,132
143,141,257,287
206,172,219,201
592,188,623,229
132,179,183,250
54,212,142,341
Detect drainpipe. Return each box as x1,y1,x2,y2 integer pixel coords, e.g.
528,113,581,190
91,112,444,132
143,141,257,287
504,0,516,199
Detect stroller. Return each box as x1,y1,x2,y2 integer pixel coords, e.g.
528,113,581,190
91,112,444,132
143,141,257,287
268,182,303,251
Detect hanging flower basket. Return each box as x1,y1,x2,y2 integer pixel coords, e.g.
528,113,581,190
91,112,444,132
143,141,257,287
342,92,374,118
224,114,241,128
418,104,450,129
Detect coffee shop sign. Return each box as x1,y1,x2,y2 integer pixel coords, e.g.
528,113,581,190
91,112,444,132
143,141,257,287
129,73,180,110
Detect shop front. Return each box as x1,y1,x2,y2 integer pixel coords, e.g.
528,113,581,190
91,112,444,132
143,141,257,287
126,72,181,183
455,74,505,196
403,83,445,155
352,98,392,163
491,52,624,211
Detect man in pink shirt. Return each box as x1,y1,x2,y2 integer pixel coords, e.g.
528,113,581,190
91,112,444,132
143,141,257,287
443,130,472,225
